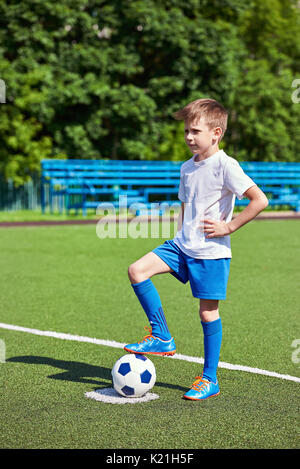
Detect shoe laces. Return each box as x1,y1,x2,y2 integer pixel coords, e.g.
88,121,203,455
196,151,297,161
190,375,210,392
138,326,157,344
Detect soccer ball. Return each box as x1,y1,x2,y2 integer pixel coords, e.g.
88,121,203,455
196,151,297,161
111,354,156,398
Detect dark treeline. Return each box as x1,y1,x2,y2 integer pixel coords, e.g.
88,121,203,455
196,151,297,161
1,0,300,184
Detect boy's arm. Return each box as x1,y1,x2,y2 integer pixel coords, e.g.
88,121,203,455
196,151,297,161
203,185,269,238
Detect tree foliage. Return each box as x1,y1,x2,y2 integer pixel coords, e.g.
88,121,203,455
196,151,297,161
0,0,299,183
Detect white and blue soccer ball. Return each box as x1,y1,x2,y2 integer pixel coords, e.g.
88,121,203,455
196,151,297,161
111,354,156,398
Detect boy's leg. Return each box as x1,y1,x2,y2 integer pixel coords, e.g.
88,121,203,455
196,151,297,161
184,299,221,400
199,299,222,383
128,252,173,284
124,252,176,355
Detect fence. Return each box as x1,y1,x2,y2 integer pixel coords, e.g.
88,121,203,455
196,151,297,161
0,176,62,212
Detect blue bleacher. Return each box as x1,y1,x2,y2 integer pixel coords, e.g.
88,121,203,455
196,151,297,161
41,159,300,215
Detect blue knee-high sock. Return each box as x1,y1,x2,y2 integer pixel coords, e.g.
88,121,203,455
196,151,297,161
131,279,171,341
201,318,222,383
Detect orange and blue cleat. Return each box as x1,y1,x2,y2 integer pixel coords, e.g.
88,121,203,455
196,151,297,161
183,374,220,400
124,326,176,356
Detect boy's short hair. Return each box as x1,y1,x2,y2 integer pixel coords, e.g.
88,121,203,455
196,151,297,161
173,98,228,140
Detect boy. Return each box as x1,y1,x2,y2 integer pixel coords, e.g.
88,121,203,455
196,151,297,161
124,98,269,400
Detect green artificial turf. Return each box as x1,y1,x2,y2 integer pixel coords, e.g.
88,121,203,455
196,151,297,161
0,220,299,449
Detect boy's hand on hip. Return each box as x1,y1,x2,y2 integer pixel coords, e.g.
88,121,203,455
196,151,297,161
200,219,231,238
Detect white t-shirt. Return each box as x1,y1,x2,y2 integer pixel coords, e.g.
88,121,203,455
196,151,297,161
173,149,255,259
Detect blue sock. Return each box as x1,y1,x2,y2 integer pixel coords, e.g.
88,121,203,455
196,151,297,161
131,279,172,341
201,318,222,383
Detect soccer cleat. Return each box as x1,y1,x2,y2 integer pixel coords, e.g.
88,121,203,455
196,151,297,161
124,326,176,356
183,374,220,400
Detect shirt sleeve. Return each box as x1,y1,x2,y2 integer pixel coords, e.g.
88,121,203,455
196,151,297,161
224,158,256,200
178,168,186,202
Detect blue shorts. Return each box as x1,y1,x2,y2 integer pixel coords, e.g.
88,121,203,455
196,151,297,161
153,240,231,300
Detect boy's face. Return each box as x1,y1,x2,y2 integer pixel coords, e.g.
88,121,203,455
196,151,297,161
184,118,221,155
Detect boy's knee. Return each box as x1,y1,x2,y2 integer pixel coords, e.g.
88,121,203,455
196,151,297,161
128,262,143,283
128,263,136,280
199,299,219,322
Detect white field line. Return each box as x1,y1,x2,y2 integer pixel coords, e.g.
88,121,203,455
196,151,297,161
0,322,299,384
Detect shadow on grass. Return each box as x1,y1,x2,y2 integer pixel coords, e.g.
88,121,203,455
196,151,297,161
7,355,187,392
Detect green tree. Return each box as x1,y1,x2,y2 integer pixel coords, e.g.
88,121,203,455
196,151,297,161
0,0,299,184
225,0,300,161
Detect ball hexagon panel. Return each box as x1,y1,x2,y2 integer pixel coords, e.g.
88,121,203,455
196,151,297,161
121,385,135,396
134,354,147,361
118,362,131,376
140,369,152,384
